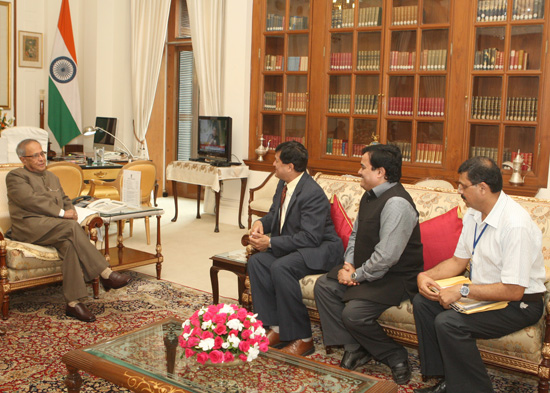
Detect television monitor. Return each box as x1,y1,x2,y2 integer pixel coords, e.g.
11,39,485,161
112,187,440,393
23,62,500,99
197,116,232,161
94,117,118,151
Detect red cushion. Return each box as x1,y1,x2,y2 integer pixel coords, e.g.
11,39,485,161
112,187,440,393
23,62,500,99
330,195,353,249
420,206,463,270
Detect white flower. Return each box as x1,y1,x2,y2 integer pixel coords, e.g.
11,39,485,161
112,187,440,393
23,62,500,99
227,319,244,331
183,332,191,340
198,338,215,351
220,304,235,314
227,335,241,347
201,320,213,330
247,346,260,361
222,342,230,349
182,320,191,328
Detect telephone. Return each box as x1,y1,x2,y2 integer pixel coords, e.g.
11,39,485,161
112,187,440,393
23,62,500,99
72,195,93,207
103,151,124,160
87,198,127,213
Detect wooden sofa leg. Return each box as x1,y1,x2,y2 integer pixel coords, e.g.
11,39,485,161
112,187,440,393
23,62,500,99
538,310,550,393
92,278,100,299
1,293,9,320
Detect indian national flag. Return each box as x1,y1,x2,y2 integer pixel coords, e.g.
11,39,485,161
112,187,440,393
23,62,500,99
48,0,81,148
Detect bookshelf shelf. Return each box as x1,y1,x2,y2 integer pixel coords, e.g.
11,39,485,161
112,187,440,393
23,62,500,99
248,0,550,196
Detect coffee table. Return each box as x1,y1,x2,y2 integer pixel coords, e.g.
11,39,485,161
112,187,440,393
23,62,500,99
62,317,397,393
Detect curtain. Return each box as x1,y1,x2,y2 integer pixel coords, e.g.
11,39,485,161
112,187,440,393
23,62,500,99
187,0,224,116
130,0,171,159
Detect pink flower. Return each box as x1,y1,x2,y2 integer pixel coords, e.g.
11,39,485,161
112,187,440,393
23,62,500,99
183,324,191,334
229,329,239,337
213,323,227,336
228,314,238,321
224,351,235,362
259,342,269,352
212,313,227,325
185,348,195,358
237,308,248,321
178,336,187,347
191,327,202,336
190,316,200,327
208,304,220,314
214,336,224,349
239,341,250,353
203,312,214,322
201,331,214,340
238,354,248,362
197,352,209,364
209,350,224,364
243,320,251,328
187,336,200,347
241,329,252,340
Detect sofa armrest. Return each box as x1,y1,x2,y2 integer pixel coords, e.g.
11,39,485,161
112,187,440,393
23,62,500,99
82,214,103,244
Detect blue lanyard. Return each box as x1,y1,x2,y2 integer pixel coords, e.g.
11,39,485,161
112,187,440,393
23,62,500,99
471,223,488,280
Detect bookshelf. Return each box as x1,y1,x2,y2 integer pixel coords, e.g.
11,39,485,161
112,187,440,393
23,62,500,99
248,0,550,196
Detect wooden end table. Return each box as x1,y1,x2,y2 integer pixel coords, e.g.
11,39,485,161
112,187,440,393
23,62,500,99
210,250,251,310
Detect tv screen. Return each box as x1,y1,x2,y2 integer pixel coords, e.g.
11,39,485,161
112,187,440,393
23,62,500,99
94,117,118,151
197,116,232,161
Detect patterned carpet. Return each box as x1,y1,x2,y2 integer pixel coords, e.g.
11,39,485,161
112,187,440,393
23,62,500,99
0,272,539,392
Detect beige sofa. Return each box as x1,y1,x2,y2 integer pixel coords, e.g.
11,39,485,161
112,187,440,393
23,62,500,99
0,164,104,319
249,171,550,391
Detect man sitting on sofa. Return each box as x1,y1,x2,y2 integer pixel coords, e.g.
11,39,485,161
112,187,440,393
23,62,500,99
247,141,344,356
314,143,423,385
412,156,546,393
6,139,132,322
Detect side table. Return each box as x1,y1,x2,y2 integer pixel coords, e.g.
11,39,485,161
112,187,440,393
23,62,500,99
166,161,249,232
210,250,251,310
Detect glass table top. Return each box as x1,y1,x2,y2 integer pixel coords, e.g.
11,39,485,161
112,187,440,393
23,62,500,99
98,205,164,218
85,317,383,393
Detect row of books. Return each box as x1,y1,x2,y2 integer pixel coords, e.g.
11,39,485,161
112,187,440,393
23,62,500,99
416,143,443,164
331,8,354,28
474,48,504,70
471,96,501,120
266,14,284,31
509,50,529,70
418,97,445,117
286,93,307,112
512,0,545,20
470,146,499,162
351,143,368,157
264,135,305,150
391,6,418,25
419,49,447,71
263,91,283,111
287,56,308,71
388,97,414,116
328,94,351,113
477,0,508,21
330,53,353,70
389,51,416,71
358,7,382,27
506,97,538,121
511,151,533,171
388,141,412,162
355,94,379,115
289,16,308,30
264,55,284,71
357,50,380,71
326,138,349,156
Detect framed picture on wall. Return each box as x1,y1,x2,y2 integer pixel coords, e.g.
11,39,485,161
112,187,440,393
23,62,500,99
18,31,42,68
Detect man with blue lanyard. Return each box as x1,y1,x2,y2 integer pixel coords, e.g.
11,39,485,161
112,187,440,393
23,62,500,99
412,156,546,393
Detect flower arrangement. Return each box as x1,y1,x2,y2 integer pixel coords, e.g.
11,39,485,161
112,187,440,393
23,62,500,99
0,108,14,131
179,303,269,365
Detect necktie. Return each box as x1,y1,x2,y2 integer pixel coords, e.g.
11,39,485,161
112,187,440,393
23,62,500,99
280,185,288,217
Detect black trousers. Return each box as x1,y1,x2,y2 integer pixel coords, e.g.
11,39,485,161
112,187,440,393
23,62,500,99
314,274,409,367
412,293,543,393
247,250,322,341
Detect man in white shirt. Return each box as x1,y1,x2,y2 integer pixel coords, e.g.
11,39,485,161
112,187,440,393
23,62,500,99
413,156,546,393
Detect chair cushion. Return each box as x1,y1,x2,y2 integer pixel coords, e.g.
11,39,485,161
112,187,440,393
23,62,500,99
6,247,63,282
420,206,463,270
6,240,60,262
249,198,273,213
330,195,353,249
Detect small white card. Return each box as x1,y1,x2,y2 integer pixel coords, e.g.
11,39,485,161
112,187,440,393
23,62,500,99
122,169,141,208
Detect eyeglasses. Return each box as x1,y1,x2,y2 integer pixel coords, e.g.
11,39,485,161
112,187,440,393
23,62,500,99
21,151,46,160
457,182,478,191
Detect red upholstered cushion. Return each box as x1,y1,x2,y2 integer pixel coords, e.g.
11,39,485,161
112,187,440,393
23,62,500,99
420,206,463,271
330,195,353,249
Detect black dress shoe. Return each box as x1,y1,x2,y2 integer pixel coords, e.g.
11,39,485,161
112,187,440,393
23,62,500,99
66,303,96,322
340,348,373,370
413,380,447,393
391,360,411,385
100,271,132,291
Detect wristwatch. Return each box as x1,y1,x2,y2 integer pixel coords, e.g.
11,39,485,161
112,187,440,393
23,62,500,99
459,283,470,297
351,272,357,282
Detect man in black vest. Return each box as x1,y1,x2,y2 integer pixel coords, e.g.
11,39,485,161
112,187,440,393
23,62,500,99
314,143,423,385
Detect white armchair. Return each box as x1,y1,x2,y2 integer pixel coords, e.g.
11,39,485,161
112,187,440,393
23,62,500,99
0,127,49,164
248,172,278,229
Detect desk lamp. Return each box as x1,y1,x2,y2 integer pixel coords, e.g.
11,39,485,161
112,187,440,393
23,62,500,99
82,126,135,161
